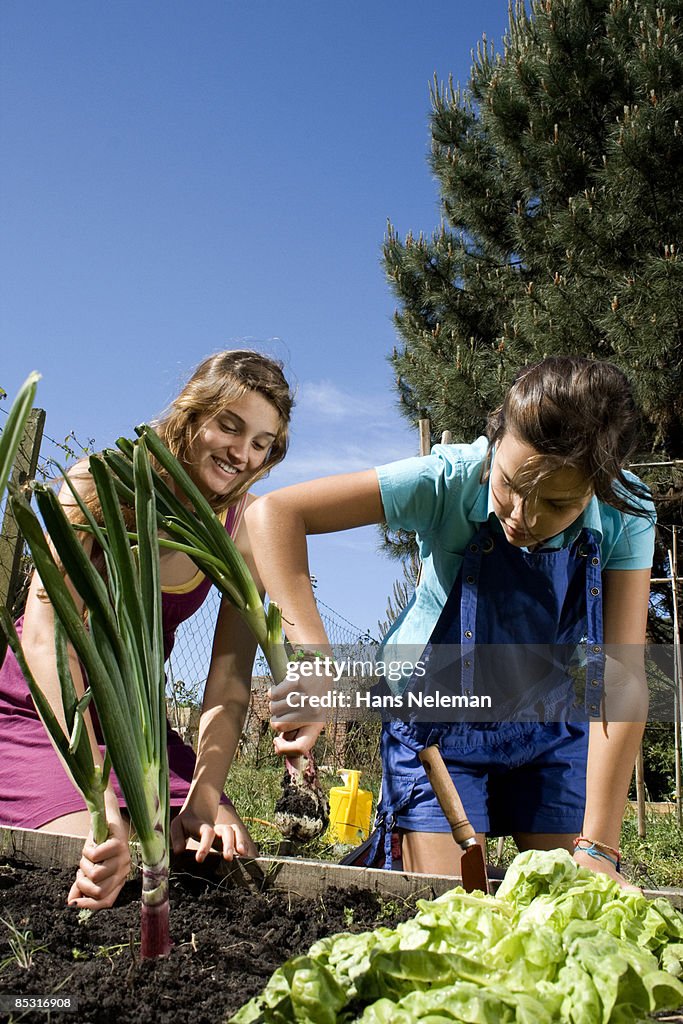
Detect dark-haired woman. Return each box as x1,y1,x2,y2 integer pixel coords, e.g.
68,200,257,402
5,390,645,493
246,357,654,887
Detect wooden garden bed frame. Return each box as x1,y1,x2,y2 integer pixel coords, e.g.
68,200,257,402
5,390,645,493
2,826,682,910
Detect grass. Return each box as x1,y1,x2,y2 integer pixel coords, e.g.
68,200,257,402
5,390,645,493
0,915,47,972
620,808,683,889
229,762,683,888
488,809,683,889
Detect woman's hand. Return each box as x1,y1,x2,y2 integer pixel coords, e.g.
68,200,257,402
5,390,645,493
269,660,329,758
67,817,131,910
271,722,324,757
572,846,641,892
171,801,258,863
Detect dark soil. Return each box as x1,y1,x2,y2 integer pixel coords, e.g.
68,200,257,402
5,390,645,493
0,857,413,1024
273,761,329,842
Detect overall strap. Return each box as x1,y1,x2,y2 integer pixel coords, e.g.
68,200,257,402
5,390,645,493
577,532,605,719
458,527,495,698
458,525,605,717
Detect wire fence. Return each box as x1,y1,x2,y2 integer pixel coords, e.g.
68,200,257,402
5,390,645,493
168,591,378,690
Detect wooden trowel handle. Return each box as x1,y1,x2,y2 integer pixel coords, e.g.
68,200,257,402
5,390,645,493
419,744,476,847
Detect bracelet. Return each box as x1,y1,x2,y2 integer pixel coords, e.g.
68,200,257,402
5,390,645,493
574,835,620,858
573,836,621,873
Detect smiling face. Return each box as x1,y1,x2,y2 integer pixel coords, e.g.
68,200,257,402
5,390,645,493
187,390,281,498
490,432,594,547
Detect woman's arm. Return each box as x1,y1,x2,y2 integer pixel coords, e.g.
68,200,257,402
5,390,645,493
244,471,385,755
171,500,276,859
576,567,651,887
170,595,259,861
245,470,384,648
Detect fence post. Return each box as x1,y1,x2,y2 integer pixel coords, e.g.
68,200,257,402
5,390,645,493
0,407,46,610
670,527,683,827
418,418,431,457
635,744,647,839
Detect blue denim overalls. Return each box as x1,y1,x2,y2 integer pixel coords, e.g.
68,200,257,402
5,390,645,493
369,517,605,869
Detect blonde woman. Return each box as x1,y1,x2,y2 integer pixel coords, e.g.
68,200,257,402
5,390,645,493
0,351,294,908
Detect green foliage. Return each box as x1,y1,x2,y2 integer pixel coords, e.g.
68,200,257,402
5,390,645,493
103,425,289,684
630,723,678,801
0,372,40,501
2,442,168,862
385,0,683,456
621,810,683,887
492,809,683,887
0,372,39,659
377,552,420,639
0,915,47,972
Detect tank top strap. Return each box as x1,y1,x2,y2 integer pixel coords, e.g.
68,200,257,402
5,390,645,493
161,493,251,658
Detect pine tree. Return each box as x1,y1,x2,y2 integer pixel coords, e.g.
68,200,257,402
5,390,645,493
383,0,683,634
386,0,681,446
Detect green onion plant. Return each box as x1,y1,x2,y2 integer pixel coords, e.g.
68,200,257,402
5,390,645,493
0,371,40,664
102,423,289,685
2,414,290,959
0,372,40,499
1,440,171,958
2,414,290,961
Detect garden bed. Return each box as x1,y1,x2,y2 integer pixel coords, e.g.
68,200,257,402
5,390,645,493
0,828,454,1023
2,827,683,1023
0,855,424,1023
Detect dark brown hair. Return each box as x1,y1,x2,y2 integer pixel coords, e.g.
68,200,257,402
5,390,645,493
485,356,652,518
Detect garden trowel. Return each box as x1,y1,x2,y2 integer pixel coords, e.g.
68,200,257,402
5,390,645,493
419,743,489,893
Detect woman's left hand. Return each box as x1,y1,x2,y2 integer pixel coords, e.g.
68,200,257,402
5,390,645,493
171,803,258,863
572,847,641,892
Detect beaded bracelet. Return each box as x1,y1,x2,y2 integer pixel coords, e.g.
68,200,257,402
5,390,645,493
573,835,621,872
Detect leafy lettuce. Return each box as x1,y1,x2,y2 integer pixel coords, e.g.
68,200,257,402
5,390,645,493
229,850,683,1023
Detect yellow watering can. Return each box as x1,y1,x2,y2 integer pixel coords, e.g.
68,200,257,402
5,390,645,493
327,769,373,845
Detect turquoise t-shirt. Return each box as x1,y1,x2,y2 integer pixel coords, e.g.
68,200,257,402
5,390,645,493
376,436,655,651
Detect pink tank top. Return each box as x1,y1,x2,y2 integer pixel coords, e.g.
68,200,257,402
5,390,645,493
160,495,248,659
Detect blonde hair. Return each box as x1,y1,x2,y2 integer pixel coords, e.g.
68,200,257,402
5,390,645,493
64,349,293,535
154,349,293,512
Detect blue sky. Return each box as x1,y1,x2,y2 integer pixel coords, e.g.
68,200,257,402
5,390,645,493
1,1,512,637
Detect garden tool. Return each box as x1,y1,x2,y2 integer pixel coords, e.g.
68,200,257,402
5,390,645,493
274,751,329,846
419,743,489,893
